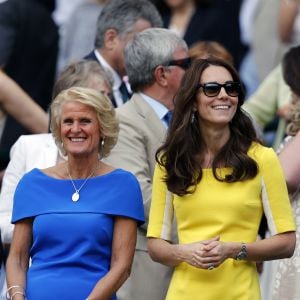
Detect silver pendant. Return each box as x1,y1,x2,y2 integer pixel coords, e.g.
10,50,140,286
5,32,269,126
72,192,80,202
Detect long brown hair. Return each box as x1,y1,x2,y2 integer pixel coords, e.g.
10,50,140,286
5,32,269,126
156,58,261,196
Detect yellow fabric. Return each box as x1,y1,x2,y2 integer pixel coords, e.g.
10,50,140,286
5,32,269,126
147,143,295,300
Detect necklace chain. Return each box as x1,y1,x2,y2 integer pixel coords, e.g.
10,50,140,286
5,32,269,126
66,163,99,201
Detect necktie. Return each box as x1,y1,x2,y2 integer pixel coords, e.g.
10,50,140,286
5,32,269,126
163,111,173,126
119,81,131,103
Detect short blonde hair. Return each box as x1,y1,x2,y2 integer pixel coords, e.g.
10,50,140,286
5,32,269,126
50,87,119,157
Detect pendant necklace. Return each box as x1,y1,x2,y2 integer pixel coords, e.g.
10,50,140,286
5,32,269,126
66,163,98,202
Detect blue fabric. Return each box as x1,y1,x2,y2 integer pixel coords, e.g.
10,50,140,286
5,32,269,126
163,111,173,126
119,81,131,103
12,168,144,300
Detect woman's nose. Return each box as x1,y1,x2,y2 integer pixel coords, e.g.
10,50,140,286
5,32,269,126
217,87,227,98
70,121,81,132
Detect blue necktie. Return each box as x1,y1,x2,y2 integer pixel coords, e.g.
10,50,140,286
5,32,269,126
119,81,131,103
163,111,173,126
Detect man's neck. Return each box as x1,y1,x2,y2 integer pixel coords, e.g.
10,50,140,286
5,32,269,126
142,86,174,111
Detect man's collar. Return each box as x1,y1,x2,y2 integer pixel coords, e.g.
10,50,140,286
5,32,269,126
94,49,122,88
139,92,169,121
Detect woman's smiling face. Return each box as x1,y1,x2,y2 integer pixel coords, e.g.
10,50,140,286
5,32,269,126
195,65,239,129
60,101,101,158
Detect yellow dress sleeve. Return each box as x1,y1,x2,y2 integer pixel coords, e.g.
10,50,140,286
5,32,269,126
147,164,174,241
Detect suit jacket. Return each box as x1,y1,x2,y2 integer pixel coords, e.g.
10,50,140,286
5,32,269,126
84,50,97,61
105,94,167,250
0,133,59,244
104,94,172,300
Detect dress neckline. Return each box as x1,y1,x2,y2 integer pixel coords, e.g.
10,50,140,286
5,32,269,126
33,167,122,182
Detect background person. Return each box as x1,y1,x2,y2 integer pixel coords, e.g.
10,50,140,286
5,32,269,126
155,0,245,69
272,101,300,300
57,0,108,73
6,87,144,299
84,0,162,107
0,0,58,165
188,40,234,63
279,130,300,194
147,58,296,300
259,45,300,300
105,27,190,300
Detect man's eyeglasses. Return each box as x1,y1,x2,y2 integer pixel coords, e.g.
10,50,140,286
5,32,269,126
198,82,241,97
166,57,192,70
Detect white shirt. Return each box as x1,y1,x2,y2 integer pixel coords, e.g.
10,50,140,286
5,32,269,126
94,49,124,107
139,92,169,128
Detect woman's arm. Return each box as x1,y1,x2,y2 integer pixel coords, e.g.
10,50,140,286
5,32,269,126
0,69,49,133
279,131,300,192
241,231,295,261
147,236,220,269
279,0,299,43
86,217,137,300
148,231,295,270
198,231,295,269
0,137,28,244
6,219,32,300
197,232,296,267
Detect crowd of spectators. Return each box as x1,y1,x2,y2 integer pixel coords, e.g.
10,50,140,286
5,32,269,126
1,0,300,299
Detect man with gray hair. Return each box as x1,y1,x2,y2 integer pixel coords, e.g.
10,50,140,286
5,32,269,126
105,27,191,300
85,0,162,107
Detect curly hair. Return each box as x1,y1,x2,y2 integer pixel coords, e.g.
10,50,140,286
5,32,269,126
50,87,119,158
156,58,261,196
286,101,300,136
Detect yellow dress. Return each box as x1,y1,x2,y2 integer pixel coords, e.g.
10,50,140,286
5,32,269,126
147,143,295,300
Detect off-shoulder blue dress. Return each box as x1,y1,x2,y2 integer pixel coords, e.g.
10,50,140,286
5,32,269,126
12,168,144,300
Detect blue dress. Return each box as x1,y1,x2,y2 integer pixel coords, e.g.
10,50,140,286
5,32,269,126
12,168,145,300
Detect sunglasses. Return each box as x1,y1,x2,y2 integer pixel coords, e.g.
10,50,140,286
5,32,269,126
166,57,192,70
198,82,241,97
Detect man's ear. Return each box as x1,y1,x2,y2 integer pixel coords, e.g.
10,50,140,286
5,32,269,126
103,28,118,50
153,65,168,87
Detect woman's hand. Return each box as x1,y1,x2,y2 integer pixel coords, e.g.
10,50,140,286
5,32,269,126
182,238,238,270
148,237,237,269
179,236,223,269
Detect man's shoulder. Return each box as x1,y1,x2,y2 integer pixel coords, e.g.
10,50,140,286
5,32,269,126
117,94,151,117
117,95,141,116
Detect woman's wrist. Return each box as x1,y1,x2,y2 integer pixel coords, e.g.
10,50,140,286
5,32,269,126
225,242,244,259
6,285,26,300
173,244,187,265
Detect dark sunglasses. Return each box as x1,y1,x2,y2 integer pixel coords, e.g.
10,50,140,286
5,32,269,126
198,82,241,97
166,57,192,70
